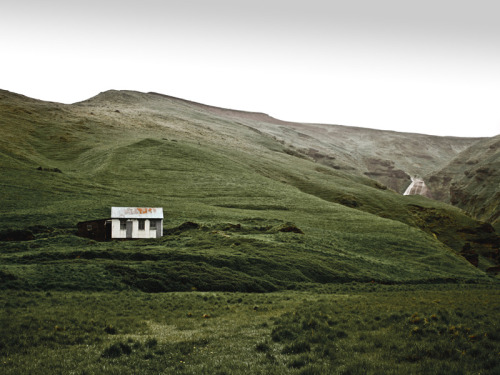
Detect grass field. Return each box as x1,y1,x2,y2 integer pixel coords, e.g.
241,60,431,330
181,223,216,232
1,89,499,373
2,286,500,374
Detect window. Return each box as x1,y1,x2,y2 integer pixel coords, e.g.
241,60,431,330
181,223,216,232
138,219,145,230
120,219,127,230
150,220,157,229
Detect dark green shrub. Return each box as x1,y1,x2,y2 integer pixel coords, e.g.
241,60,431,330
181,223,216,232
255,341,270,353
282,340,311,354
271,327,298,342
320,345,337,360
104,325,117,334
119,342,132,355
335,330,348,338
288,354,310,368
101,342,133,358
145,337,158,348
134,278,168,293
101,343,124,358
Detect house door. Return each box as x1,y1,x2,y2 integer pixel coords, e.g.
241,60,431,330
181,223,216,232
126,220,133,239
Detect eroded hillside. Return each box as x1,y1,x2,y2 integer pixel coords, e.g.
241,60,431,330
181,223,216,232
427,135,500,231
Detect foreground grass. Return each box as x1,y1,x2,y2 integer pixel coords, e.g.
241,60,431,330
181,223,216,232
1,286,499,374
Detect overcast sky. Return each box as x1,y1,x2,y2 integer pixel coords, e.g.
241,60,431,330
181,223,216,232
2,0,499,137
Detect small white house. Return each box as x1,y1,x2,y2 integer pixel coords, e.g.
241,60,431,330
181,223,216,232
110,207,163,239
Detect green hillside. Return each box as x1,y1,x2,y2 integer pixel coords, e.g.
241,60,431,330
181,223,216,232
1,89,498,288
1,89,500,375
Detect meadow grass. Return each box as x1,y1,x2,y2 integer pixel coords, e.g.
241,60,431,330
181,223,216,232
1,286,499,374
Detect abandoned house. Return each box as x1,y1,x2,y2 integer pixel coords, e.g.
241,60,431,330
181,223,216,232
77,207,164,241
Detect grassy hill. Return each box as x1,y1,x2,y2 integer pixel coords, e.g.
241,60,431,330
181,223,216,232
1,89,500,374
1,88,498,288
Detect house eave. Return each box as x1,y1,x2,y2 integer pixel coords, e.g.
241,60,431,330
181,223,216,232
110,207,164,219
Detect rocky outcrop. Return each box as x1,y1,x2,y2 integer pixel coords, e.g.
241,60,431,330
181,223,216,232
363,158,411,193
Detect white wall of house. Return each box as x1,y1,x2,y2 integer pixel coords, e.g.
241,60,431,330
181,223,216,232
111,218,163,239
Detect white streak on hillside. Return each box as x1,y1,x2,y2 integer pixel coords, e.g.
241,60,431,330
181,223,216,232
404,177,431,197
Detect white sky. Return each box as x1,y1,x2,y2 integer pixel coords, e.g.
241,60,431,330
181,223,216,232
2,0,499,137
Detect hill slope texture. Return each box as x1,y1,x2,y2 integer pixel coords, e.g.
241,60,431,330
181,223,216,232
0,89,499,291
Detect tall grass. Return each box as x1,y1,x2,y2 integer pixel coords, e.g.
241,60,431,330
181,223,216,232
1,287,499,374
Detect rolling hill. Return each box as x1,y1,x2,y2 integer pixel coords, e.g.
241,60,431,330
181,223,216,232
0,88,499,292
